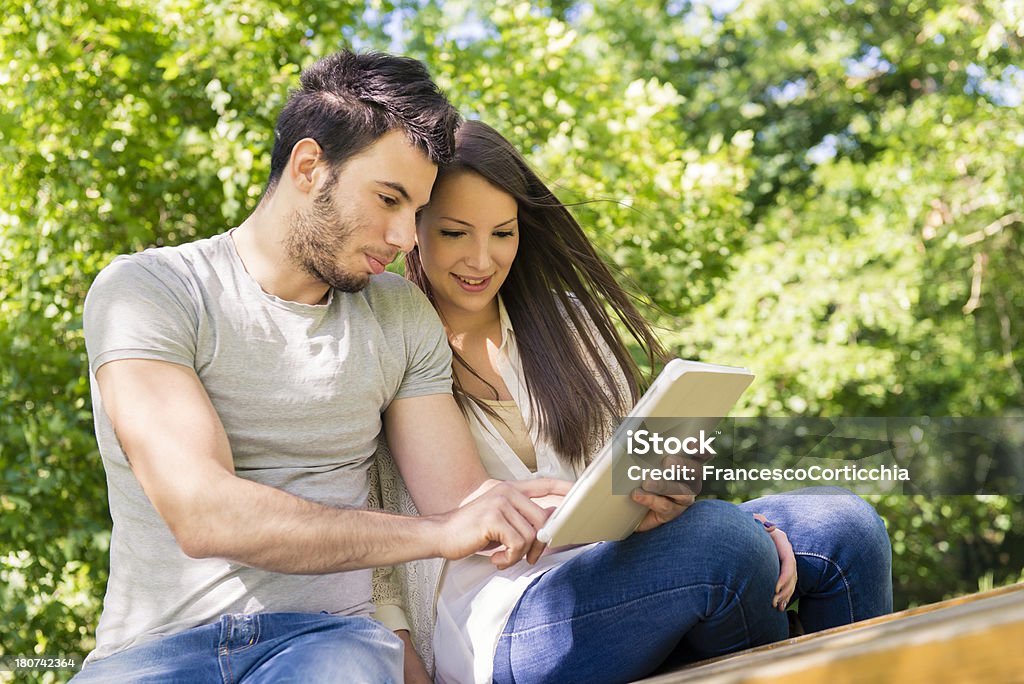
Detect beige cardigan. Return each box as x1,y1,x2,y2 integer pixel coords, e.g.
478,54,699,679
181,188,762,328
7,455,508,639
367,438,443,672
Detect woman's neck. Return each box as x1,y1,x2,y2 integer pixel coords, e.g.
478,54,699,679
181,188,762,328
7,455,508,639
438,300,502,350
438,298,512,401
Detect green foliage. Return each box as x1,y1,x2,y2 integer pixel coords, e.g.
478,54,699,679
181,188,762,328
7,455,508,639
2,0,1022,674
873,494,1024,605
1,0,394,675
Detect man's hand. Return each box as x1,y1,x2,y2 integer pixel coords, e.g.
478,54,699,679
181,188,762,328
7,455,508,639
436,478,571,569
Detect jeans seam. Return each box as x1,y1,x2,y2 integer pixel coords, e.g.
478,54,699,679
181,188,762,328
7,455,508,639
500,582,744,638
795,551,854,622
218,617,234,684
220,643,234,684
218,616,261,684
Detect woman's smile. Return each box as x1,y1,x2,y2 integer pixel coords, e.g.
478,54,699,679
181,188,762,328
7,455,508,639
452,273,494,292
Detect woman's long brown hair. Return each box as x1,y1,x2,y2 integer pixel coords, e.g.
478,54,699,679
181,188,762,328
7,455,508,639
406,120,666,469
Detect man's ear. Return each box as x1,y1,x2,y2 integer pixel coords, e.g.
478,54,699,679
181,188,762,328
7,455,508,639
288,138,325,195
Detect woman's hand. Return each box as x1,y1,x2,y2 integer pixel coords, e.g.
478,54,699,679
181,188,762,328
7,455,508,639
631,454,701,531
631,489,696,531
752,513,797,611
631,453,701,531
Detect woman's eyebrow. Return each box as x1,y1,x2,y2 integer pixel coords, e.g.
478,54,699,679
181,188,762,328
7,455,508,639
437,217,517,229
438,216,475,228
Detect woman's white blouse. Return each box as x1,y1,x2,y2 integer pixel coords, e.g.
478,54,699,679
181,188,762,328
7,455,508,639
433,297,594,684
370,295,631,683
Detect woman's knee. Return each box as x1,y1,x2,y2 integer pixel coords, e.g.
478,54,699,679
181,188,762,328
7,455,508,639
814,489,890,552
673,499,780,577
774,488,891,585
832,492,892,571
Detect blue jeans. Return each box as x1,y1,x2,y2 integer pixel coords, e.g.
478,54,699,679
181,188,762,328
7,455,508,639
71,612,403,683
493,488,892,684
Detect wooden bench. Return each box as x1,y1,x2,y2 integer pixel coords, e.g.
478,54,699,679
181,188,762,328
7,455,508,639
637,582,1024,683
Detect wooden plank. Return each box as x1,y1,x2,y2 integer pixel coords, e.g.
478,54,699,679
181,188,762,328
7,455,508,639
636,582,1024,684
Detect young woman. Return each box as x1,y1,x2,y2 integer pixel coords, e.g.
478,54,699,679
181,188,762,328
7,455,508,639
370,121,893,684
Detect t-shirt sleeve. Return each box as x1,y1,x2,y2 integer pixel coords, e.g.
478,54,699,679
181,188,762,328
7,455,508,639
392,287,453,401
83,255,200,374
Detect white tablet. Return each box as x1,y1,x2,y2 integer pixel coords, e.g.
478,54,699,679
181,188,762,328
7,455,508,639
536,359,754,547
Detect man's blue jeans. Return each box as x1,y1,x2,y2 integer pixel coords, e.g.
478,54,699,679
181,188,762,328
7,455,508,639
71,612,402,683
493,488,892,684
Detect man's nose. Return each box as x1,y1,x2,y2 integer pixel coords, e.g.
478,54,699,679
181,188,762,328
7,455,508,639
384,213,416,253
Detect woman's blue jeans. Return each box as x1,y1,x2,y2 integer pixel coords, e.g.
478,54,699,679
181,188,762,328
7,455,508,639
492,487,892,684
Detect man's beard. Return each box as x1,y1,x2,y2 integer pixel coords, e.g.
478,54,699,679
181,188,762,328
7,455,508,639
285,184,369,293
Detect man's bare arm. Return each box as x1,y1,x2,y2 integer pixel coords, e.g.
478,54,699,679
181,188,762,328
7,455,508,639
382,393,491,515
383,393,572,568
96,358,562,573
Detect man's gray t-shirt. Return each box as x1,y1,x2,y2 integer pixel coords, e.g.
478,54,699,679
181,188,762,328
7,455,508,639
82,231,452,661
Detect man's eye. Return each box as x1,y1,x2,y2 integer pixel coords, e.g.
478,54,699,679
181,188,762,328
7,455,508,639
379,194,398,207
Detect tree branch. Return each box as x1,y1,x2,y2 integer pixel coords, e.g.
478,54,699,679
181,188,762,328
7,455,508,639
962,252,987,314
961,212,1023,247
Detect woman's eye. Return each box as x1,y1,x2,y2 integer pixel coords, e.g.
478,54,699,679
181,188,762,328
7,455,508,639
439,230,464,238
495,231,515,238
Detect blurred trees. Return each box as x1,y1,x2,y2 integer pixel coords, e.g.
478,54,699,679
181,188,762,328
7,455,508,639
2,0,1022,675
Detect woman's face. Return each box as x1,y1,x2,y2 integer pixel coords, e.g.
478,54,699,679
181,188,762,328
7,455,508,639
416,170,520,321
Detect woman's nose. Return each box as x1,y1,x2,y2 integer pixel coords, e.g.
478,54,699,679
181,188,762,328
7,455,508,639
464,238,492,271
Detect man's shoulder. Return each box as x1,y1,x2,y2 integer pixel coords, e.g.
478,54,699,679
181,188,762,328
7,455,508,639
109,234,225,270
359,272,433,314
348,273,444,344
91,235,226,292
363,271,422,295
85,237,231,329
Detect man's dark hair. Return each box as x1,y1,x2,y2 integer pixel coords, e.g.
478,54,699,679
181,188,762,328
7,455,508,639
264,50,460,195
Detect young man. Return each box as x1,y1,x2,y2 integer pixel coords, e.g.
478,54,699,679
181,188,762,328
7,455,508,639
73,51,568,682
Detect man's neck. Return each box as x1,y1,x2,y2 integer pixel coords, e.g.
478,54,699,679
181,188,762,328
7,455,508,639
232,202,330,306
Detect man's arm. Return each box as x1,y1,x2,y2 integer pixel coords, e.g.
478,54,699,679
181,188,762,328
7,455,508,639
382,393,491,514
97,358,564,573
383,393,572,567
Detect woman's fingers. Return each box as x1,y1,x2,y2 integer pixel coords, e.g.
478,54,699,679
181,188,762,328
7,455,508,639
632,489,695,531
770,528,798,610
752,513,797,610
